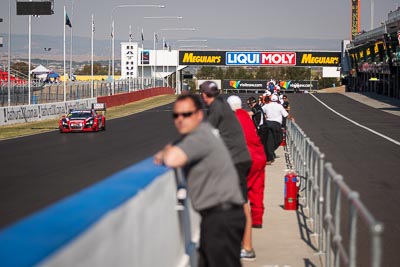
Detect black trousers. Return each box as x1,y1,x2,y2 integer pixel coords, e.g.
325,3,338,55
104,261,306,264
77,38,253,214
235,160,252,201
257,125,271,161
198,207,245,267
266,121,283,155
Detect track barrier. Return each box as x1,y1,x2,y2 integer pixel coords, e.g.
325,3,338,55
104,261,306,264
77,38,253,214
0,158,200,267
285,119,383,267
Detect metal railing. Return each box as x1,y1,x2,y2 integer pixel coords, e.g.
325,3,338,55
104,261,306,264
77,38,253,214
0,77,165,107
285,119,383,267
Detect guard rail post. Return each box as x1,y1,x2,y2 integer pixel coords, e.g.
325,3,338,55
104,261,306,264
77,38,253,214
175,168,198,267
310,145,322,239
371,223,384,267
317,152,325,254
323,163,333,266
349,191,359,267
333,174,344,267
306,140,315,229
303,137,311,212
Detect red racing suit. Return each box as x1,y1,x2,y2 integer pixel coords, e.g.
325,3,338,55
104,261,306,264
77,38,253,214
234,109,267,225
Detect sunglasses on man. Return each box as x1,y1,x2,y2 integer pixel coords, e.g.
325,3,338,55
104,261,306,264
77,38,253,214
172,110,197,119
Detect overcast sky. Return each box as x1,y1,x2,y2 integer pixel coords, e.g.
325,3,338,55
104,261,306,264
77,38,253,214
1,0,399,42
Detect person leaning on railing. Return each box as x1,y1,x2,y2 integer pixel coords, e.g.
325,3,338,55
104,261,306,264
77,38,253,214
154,94,246,267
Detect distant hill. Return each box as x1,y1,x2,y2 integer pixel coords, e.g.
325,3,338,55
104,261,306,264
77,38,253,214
0,33,343,62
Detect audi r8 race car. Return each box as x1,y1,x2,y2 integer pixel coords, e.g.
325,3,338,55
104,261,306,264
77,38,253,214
59,103,106,133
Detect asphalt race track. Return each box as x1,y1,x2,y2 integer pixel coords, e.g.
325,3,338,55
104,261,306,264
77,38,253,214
0,104,178,229
287,93,400,266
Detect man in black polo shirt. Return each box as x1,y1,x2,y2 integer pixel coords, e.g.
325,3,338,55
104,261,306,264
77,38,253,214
200,81,252,203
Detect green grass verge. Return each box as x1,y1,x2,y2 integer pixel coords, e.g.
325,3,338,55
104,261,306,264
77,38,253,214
0,94,177,141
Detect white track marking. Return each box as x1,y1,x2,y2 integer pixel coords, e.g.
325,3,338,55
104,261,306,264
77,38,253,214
310,94,400,146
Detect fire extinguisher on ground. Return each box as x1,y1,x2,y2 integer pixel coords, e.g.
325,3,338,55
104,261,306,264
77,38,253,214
284,172,298,210
280,128,286,146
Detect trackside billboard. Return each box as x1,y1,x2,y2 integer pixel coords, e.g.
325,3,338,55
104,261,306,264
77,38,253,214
222,79,318,91
223,80,268,90
226,52,296,66
179,51,225,65
296,51,341,67
179,51,341,67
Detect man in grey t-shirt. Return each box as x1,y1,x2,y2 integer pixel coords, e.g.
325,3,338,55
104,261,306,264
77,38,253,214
154,94,245,267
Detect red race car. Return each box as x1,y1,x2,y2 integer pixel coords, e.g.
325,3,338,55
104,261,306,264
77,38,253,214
59,103,106,133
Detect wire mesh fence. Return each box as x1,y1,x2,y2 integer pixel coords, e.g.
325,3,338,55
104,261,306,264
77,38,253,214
0,77,165,107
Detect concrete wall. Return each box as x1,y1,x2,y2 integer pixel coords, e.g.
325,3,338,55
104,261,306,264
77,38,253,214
0,99,97,126
98,87,175,108
0,87,176,126
0,158,200,267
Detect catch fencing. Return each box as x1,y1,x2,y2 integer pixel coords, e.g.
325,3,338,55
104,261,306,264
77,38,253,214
0,78,165,107
285,119,383,267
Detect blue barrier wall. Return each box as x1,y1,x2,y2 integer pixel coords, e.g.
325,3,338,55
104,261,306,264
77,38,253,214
0,158,199,267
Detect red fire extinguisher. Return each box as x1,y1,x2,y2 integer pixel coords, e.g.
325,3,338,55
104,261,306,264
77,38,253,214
284,172,298,210
280,128,286,147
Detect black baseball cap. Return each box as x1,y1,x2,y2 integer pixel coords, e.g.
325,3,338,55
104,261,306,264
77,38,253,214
199,81,219,95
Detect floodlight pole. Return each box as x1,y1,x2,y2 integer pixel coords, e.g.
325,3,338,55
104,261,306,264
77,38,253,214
371,0,374,30
7,0,11,106
91,14,94,98
28,14,31,105
70,0,75,81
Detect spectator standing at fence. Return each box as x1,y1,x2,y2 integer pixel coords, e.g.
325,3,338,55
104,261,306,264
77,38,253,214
200,81,252,202
262,94,289,159
154,94,245,267
200,82,253,260
263,91,271,105
282,95,290,112
227,95,267,260
282,94,290,128
247,96,271,164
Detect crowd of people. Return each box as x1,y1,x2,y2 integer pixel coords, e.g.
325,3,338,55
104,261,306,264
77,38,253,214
154,81,292,266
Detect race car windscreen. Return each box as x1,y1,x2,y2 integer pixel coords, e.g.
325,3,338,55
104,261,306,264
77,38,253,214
68,111,93,119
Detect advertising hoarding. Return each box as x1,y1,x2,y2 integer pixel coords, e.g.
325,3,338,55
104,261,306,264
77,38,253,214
141,51,150,65
121,42,138,79
296,51,341,67
179,50,340,67
226,52,296,66
179,51,225,65
279,80,318,91
223,80,268,90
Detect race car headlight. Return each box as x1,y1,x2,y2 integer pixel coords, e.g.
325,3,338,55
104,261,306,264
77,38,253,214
62,120,68,125
86,119,94,125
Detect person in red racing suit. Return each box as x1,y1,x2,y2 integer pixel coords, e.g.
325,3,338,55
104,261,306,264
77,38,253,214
227,96,267,227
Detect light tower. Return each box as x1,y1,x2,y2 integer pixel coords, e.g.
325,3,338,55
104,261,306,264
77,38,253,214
351,0,361,40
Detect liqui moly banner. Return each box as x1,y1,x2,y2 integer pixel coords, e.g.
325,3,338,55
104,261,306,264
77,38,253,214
178,50,340,66
225,52,296,66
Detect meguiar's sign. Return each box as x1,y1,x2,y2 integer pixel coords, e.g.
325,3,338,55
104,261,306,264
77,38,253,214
179,51,225,65
296,51,341,66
